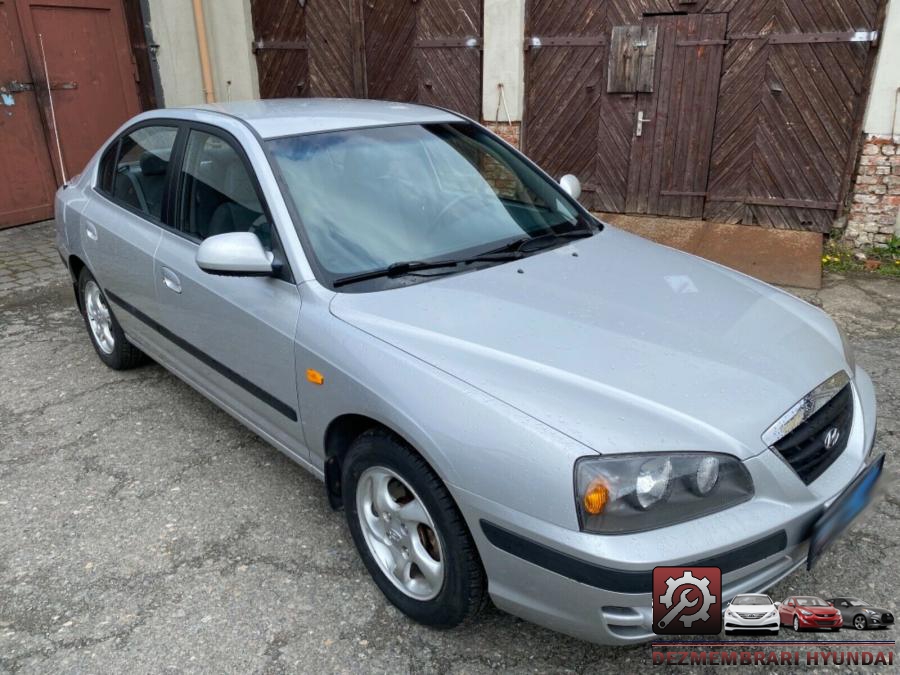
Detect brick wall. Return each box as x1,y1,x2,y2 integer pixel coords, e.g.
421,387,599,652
844,135,900,249
484,121,521,148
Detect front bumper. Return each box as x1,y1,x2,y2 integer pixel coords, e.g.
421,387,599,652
456,368,878,645
796,613,843,629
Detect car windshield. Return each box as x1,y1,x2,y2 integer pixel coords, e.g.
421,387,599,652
796,597,829,607
267,122,591,287
733,596,772,606
848,599,870,607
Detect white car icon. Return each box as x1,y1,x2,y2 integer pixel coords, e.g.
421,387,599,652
724,594,780,635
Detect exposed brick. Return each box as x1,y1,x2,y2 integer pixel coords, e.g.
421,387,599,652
840,134,900,253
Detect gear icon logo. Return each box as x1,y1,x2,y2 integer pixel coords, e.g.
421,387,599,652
652,567,722,635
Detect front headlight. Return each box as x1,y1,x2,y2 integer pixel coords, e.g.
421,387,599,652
837,325,857,375
575,453,754,534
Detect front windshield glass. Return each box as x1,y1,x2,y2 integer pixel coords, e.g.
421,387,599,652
848,599,869,607
267,122,588,282
733,595,772,606
796,597,829,607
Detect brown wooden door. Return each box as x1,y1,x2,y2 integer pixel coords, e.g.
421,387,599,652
0,0,143,228
16,0,142,181
0,0,58,228
626,13,726,218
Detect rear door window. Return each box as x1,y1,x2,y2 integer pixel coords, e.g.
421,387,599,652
108,125,178,220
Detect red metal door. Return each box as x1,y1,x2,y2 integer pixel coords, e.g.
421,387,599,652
15,0,143,182
0,0,58,228
625,13,727,218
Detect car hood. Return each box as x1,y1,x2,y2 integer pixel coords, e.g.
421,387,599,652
731,604,777,613
330,227,849,458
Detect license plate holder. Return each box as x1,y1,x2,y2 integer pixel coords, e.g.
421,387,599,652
807,454,885,570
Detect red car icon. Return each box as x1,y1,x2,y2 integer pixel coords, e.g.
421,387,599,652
779,596,843,631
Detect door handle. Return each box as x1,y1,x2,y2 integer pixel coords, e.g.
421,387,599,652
636,110,652,137
85,222,98,241
161,267,182,294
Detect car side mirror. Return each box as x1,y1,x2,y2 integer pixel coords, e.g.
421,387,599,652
196,232,275,277
559,174,582,200
775,602,781,608
828,602,834,607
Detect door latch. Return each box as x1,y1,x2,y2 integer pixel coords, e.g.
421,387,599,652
636,110,652,137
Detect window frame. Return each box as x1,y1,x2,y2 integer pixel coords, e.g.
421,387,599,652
92,119,185,228
172,122,293,282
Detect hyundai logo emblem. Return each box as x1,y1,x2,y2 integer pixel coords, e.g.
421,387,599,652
823,427,841,450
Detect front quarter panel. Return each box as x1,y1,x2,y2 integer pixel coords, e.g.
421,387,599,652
294,283,593,530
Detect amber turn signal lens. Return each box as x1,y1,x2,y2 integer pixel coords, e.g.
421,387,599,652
582,478,609,515
306,369,325,385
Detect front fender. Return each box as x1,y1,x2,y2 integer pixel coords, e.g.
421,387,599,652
294,283,593,530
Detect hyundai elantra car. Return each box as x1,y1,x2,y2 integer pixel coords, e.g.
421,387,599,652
779,596,843,631
724,594,780,635
55,99,883,645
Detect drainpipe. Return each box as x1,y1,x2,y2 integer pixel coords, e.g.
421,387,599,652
192,0,216,103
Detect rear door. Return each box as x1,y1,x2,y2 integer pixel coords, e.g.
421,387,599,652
153,124,305,455
81,122,180,347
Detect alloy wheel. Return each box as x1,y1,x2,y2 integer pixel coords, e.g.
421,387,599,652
793,616,800,632
356,466,445,601
855,615,867,630
84,280,115,355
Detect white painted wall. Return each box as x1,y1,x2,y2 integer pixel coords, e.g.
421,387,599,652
146,0,259,107
482,0,525,122
864,0,900,136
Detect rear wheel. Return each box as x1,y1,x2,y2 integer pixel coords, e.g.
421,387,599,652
78,268,145,370
342,429,486,628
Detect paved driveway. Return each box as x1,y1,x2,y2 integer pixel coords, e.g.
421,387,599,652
1,223,898,673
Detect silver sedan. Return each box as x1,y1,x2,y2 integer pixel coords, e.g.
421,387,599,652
55,99,882,645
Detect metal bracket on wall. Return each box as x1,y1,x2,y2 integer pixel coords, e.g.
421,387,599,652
415,37,482,49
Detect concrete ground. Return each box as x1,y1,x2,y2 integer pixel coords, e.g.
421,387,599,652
1,222,898,673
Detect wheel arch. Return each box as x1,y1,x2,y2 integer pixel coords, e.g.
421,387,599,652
68,254,88,310
323,413,437,510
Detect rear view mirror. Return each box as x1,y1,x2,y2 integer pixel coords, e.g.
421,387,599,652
196,232,274,277
559,174,582,200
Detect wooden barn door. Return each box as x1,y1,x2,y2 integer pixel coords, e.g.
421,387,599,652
0,0,58,228
625,13,726,218
252,0,482,117
0,0,143,228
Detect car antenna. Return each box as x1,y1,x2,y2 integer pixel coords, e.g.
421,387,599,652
37,33,68,187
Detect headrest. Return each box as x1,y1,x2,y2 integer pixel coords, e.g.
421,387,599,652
223,160,261,212
140,151,169,176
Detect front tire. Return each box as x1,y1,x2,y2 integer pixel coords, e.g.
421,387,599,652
793,616,801,632
78,268,145,370
853,614,868,631
342,429,486,628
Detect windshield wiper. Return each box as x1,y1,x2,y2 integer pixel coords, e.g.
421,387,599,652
488,226,595,255
332,252,522,288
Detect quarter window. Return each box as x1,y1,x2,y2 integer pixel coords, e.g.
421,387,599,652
177,130,271,247
109,126,178,220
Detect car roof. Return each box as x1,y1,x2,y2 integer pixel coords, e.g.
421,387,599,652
184,98,464,139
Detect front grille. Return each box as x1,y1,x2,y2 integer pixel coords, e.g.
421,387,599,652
738,612,764,619
883,613,894,624
773,384,853,484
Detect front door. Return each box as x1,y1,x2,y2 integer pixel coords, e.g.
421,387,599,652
625,14,726,218
153,126,305,456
